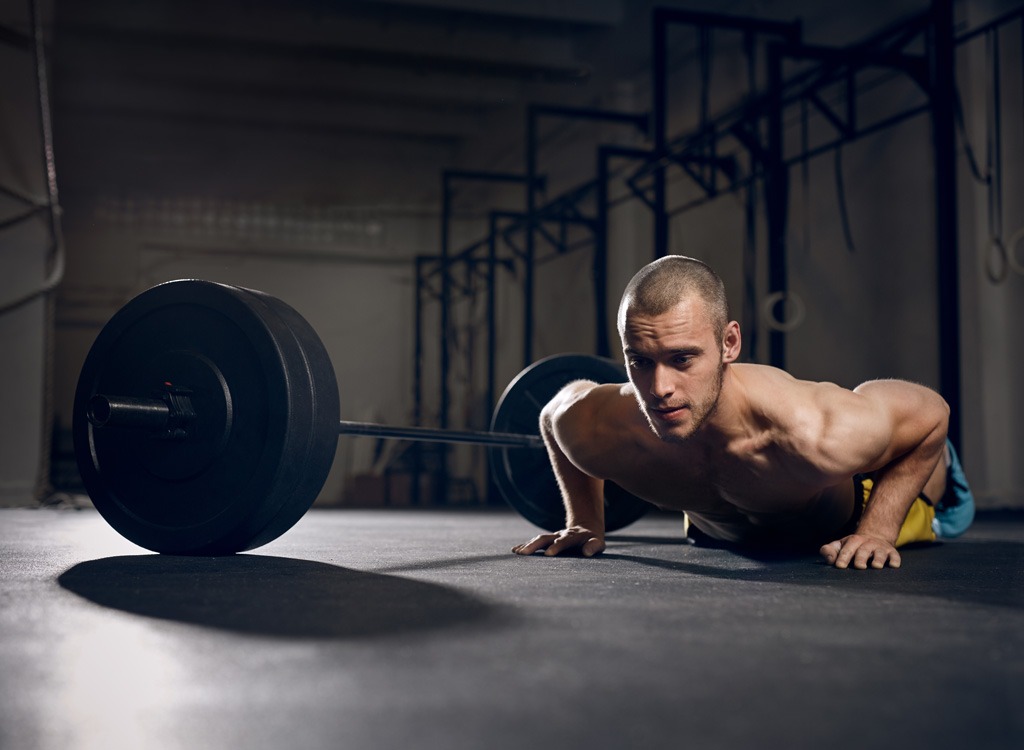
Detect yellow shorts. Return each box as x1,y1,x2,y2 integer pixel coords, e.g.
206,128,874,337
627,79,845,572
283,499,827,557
856,477,936,547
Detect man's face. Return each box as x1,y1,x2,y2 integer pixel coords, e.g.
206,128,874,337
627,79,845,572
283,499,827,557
621,296,726,442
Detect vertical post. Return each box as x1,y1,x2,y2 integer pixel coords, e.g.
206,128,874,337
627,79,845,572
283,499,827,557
486,214,498,503
438,174,452,503
413,257,425,428
765,43,788,369
929,0,961,449
30,0,60,502
412,256,426,506
742,31,759,363
524,109,537,366
652,8,669,258
439,174,452,431
595,147,611,357
486,214,498,425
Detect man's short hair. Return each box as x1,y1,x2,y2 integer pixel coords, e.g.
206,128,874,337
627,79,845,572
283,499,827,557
617,255,730,339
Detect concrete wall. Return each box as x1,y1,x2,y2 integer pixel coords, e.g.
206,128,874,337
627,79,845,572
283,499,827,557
0,0,54,506
0,0,1020,509
957,0,1024,508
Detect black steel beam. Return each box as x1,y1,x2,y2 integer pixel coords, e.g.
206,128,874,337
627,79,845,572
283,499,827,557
765,43,788,369
652,11,669,258
929,0,962,450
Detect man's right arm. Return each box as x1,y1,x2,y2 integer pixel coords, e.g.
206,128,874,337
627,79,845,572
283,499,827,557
511,381,608,558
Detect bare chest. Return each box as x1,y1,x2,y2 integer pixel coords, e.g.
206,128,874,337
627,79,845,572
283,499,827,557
602,437,837,517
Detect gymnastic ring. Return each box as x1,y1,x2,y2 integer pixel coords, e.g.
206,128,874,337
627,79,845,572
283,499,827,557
985,237,1009,284
1007,227,1024,276
762,290,805,333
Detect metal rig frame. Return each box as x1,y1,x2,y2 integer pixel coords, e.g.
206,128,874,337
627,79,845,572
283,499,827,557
414,0,1024,503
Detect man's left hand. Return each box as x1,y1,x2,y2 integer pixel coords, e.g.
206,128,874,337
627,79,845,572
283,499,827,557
820,534,901,569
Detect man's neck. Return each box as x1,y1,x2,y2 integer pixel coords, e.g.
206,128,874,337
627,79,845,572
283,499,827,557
695,365,757,447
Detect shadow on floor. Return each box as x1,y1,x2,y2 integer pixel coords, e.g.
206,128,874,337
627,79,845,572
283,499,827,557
602,538,1024,610
58,554,501,640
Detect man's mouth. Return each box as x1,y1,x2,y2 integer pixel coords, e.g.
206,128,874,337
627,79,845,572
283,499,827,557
650,405,688,423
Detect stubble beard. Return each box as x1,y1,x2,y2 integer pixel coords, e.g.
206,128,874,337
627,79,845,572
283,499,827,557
643,360,725,444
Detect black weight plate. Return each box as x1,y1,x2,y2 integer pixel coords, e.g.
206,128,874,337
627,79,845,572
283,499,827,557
73,280,339,555
229,286,339,551
489,354,649,533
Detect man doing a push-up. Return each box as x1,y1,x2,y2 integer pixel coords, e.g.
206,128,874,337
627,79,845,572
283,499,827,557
512,256,974,569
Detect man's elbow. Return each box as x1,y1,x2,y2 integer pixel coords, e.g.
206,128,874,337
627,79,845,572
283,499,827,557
926,387,950,432
933,396,951,441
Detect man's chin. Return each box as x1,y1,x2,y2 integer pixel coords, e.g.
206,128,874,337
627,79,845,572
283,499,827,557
658,428,696,444
646,416,696,443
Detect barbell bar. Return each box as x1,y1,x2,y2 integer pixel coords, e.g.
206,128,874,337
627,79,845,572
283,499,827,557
88,393,546,449
73,279,649,556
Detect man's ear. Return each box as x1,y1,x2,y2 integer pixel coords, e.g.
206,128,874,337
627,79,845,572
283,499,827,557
722,321,742,363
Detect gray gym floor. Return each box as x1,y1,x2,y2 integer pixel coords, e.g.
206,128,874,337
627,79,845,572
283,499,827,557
1,506,1021,750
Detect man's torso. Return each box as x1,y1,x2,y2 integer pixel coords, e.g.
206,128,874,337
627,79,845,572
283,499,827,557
565,364,860,544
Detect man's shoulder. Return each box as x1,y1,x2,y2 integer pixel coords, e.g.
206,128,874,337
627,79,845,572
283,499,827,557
729,363,866,450
551,382,648,463
733,365,893,478
732,362,855,405
553,381,637,427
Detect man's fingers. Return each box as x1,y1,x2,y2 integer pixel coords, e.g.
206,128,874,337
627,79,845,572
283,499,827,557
884,549,901,569
513,527,604,558
853,545,875,570
511,534,557,555
543,531,579,556
821,535,901,569
834,537,861,569
819,540,842,564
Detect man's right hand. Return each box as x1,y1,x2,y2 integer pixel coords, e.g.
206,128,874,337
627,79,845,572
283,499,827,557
511,526,606,557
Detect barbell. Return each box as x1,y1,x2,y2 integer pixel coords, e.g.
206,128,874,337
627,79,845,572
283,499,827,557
74,279,649,555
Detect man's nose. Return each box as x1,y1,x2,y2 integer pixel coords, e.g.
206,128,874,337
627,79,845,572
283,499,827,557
650,365,674,400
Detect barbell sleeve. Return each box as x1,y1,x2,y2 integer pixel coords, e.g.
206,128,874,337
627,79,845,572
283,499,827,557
88,395,171,431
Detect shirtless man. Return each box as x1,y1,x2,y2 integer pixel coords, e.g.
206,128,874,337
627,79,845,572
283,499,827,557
512,256,974,569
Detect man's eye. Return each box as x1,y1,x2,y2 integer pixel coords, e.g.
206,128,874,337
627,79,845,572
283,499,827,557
628,358,650,369
673,356,692,366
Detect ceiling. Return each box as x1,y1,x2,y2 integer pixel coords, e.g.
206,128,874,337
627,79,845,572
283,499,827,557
40,0,943,212
47,0,659,203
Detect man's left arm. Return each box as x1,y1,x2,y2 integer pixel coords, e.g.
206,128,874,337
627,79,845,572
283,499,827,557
818,380,949,570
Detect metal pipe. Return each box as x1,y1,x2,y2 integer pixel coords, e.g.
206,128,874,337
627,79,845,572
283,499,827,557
337,420,543,449
929,0,962,450
87,394,544,449
88,395,170,431
524,108,537,367
765,42,788,370
595,147,611,357
652,8,668,259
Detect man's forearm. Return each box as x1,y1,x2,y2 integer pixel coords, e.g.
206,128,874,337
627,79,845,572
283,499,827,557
855,432,946,543
546,441,605,529
849,380,949,542
540,410,605,531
